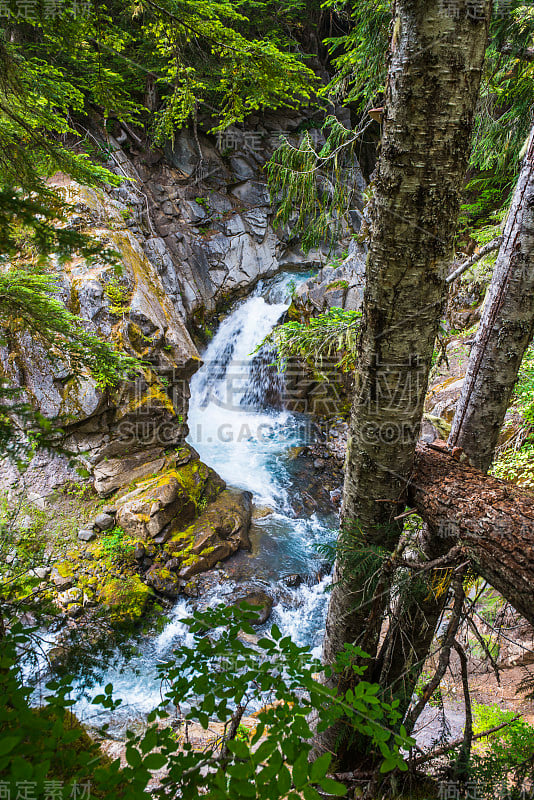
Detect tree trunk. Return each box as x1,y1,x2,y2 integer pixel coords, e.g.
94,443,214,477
448,124,534,471
323,0,490,668
376,131,534,720
321,0,490,768
409,443,534,627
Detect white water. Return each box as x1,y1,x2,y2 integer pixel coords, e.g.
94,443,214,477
188,276,303,508
33,272,335,733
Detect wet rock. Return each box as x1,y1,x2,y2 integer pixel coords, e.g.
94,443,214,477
145,565,184,599
283,573,303,588
94,512,115,531
252,506,274,520
48,646,69,668
236,590,273,625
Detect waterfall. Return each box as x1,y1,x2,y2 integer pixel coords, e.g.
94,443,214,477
187,275,307,508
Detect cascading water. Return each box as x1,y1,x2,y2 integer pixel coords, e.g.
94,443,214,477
35,272,336,734
186,271,336,648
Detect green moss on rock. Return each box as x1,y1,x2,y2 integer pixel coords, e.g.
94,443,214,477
96,575,153,624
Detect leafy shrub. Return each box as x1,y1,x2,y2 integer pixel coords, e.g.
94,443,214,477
466,703,534,798
0,605,414,799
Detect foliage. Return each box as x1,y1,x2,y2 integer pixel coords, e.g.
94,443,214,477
263,306,362,375
464,703,534,797
465,0,534,224
103,277,132,317
321,0,390,112
491,344,534,488
99,526,136,565
266,115,369,251
0,606,414,799
415,670,442,707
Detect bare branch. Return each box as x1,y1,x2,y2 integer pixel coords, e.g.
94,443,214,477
446,237,502,284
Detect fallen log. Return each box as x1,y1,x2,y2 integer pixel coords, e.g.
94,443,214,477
409,443,534,626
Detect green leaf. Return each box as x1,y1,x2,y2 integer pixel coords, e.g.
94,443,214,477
310,752,331,782
270,624,282,640
143,752,167,770
319,777,347,796
292,750,308,788
125,746,142,768
0,736,21,756
277,763,291,795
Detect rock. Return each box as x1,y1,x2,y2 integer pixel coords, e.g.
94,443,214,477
78,527,96,542
57,588,83,607
94,512,115,531
48,646,69,668
144,565,184,598
96,575,153,624
235,590,273,625
18,515,32,531
93,448,167,497
116,458,224,540
166,489,253,580
252,506,274,520
102,505,117,515
29,567,50,580
67,604,84,619
283,574,303,588
133,544,146,561
51,566,74,590
27,492,47,510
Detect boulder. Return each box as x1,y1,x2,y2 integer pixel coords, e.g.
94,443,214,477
78,527,96,542
94,512,115,531
144,565,184,599
96,575,153,624
115,457,224,540
235,590,274,625
165,489,253,580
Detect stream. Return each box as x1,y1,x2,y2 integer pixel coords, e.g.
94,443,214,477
40,271,338,735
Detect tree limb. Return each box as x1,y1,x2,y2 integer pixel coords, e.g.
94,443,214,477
446,237,502,284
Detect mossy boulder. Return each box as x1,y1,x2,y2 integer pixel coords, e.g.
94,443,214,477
144,564,183,598
115,457,224,541
165,489,253,580
96,575,154,624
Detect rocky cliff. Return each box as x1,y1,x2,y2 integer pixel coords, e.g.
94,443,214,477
2,112,355,499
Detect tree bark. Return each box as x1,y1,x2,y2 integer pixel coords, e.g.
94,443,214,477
376,131,534,732
409,443,534,627
448,124,534,471
320,0,490,769
323,0,490,669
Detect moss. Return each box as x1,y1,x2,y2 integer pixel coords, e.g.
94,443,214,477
56,560,74,578
96,575,153,624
